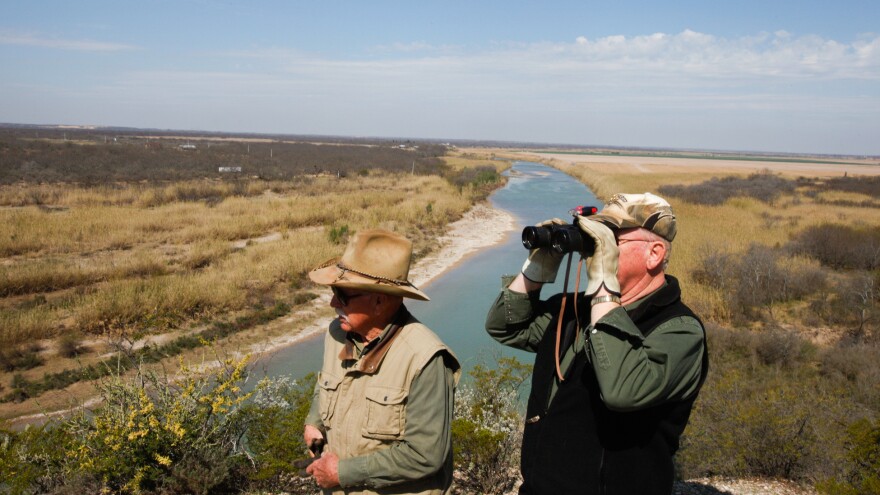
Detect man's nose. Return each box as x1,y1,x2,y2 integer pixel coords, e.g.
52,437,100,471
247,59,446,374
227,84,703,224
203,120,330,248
330,295,342,308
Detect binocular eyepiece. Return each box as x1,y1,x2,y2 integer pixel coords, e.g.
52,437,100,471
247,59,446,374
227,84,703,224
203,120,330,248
522,205,598,256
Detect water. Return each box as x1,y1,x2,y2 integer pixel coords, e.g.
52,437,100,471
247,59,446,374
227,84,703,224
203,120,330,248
258,161,599,381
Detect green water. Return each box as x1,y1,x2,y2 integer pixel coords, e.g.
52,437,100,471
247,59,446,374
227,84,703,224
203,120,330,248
260,161,599,380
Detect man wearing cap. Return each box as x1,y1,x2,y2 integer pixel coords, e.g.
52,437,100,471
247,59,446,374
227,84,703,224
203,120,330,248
485,193,708,495
303,229,460,494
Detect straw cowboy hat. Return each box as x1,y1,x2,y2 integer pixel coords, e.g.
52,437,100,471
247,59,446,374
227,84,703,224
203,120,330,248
309,229,429,301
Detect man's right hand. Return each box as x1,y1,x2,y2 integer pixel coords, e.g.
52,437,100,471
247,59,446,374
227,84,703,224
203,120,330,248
521,218,566,284
303,424,324,457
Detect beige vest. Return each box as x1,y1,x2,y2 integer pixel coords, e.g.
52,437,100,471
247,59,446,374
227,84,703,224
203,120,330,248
317,315,461,495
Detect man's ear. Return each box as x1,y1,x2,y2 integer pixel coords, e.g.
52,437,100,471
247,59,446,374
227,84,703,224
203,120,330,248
646,242,667,271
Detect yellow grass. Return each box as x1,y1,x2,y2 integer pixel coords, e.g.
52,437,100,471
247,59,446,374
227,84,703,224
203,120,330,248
0,160,499,348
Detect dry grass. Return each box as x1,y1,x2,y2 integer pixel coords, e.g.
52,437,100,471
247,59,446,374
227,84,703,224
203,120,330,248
1,163,492,348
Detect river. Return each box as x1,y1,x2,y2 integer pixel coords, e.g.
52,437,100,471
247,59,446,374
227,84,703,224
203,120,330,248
259,161,599,381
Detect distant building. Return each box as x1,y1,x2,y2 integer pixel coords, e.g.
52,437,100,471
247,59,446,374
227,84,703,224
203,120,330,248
179,143,197,151
218,167,242,173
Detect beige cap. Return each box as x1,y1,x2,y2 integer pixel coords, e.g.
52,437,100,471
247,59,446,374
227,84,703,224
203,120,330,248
591,192,677,241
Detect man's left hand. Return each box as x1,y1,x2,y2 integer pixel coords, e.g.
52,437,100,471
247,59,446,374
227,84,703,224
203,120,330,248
306,451,341,489
576,217,620,296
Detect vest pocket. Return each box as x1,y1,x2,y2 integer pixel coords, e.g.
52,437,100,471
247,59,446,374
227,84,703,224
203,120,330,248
318,371,342,426
363,385,407,440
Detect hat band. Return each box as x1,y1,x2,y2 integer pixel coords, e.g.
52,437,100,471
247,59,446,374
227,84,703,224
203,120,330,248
335,262,415,288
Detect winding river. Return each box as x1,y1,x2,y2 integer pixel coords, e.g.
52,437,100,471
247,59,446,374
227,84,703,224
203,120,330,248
260,161,599,381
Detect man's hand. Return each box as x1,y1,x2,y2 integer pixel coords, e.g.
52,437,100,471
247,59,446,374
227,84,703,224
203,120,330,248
576,218,620,296
306,451,341,489
303,424,324,456
521,218,566,284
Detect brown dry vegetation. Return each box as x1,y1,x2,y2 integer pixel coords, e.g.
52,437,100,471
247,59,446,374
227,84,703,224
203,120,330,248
0,132,507,417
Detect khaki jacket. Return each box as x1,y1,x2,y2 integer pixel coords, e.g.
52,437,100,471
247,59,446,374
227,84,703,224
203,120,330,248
316,311,460,495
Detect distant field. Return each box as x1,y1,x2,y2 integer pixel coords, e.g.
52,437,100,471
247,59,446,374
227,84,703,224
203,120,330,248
530,149,874,167
524,150,880,177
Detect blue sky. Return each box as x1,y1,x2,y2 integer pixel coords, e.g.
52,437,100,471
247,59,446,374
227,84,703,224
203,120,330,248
1,1,878,155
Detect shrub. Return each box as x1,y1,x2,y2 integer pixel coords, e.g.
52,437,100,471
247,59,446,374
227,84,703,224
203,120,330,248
328,224,350,245
0,357,328,495
58,357,256,494
820,342,880,410
244,373,317,488
754,327,808,368
787,223,880,270
658,171,796,206
816,418,880,495
693,242,827,321
679,362,845,482
452,356,531,495
0,424,77,494
0,346,44,372
57,332,85,358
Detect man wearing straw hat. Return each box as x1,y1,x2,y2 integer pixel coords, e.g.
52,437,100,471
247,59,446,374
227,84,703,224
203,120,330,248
485,193,708,495
303,229,460,494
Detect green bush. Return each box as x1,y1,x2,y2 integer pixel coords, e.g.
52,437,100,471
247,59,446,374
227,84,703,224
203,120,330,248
244,373,317,486
63,357,255,494
0,424,76,494
678,325,862,484
328,224,350,245
817,418,880,495
452,356,531,495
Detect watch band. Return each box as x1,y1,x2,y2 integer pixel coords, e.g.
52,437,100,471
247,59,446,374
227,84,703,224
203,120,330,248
591,294,621,306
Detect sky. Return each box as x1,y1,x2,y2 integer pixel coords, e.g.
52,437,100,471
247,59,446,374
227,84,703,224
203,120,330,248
1,1,879,156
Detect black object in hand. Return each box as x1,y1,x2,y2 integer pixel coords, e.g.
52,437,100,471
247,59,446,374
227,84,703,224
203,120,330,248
293,438,326,476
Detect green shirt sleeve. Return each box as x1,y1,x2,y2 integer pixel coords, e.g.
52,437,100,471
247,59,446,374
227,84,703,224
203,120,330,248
337,353,455,489
588,306,705,411
485,275,556,352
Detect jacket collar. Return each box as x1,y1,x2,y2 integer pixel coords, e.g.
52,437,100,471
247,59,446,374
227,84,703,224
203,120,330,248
625,275,681,323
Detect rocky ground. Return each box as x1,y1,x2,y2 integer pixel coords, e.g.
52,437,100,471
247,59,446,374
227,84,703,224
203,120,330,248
674,477,818,495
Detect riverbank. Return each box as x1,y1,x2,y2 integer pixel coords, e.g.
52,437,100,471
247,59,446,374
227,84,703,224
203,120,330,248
242,202,516,357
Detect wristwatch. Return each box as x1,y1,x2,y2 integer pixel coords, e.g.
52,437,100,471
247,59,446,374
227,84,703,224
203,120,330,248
590,294,621,306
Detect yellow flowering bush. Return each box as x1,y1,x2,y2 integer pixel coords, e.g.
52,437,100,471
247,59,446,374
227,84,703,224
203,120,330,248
62,356,256,494
1,354,322,494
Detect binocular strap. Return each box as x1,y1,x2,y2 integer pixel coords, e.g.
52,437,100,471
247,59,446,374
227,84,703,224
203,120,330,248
554,254,585,382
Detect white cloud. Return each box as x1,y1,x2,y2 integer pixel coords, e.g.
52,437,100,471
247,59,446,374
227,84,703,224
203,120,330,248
0,31,136,51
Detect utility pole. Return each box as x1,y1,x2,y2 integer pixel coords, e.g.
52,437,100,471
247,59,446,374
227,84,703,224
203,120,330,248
411,161,415,175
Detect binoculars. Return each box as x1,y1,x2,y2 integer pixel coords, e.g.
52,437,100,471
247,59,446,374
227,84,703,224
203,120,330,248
521,206,598,256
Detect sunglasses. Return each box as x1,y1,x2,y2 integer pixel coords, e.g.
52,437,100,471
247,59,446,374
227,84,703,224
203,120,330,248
332,287,368,306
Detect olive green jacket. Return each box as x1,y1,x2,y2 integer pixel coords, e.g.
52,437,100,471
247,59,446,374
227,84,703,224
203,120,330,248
485,276,705,411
